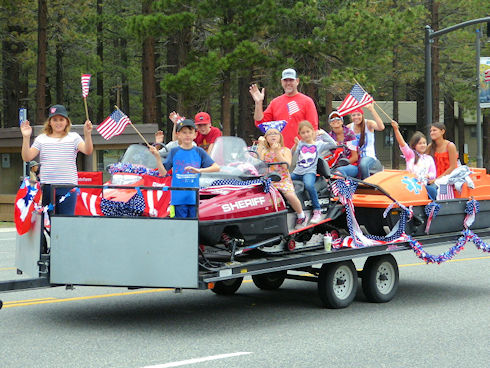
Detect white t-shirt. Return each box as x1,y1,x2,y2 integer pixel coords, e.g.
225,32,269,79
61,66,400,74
32,132,83,184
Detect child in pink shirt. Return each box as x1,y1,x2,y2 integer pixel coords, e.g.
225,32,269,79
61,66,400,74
391,120,437,200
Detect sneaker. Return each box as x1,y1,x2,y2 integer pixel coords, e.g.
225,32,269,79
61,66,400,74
310,209,323,224
295,215,309,230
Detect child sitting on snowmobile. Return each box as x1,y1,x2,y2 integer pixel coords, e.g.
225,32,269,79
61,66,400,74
391,120,437,200
291,120,337,224
257,122,308,230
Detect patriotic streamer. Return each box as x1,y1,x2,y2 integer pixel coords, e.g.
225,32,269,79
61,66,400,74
463,199,479,229
424,202,440,234
408,229,490,264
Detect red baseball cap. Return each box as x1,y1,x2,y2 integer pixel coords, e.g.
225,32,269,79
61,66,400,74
194,112,211,125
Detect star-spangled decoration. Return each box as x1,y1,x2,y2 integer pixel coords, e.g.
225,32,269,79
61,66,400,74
108,162,160,177
257,120,287,134
100,191,146,217
208,177,272,193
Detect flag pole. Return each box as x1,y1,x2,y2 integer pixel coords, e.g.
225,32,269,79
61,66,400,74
353,78,393,121
83,97,89,121
114,105,150,146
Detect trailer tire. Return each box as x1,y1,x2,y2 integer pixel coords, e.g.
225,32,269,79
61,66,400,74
362,255,399,303
318,261,358,309
252,271,287,290
211,277,243,295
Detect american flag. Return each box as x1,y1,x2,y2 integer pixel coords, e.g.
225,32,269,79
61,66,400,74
287,101,300,115
14,178,42,235
81,74,91,98
484,69,490,83
436,183,454,200
336,84,374,117
97,109,132,140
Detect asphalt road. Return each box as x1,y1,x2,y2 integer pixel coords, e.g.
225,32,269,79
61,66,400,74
1,228,489,368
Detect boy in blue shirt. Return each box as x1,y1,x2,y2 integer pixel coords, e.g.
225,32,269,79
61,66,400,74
150,119,219,218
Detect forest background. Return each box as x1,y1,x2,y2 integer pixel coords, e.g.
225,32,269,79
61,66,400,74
0,0,489,166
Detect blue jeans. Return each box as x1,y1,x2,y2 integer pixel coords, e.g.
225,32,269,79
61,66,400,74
334,164,358,178
42,184,77,215
291,172,320,210
425,184,437,201
359,156,376,179
174,204,197,218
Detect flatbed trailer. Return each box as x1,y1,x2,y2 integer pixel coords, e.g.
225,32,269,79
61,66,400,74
2,212,488,310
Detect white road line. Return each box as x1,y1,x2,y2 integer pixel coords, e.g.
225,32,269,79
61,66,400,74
142,352,252,368
0,238,15,241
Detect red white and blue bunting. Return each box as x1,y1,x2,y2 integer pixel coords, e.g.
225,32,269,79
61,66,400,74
331,178,490,263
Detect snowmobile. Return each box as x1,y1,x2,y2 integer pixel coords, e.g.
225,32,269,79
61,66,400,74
351,168,490,237
81,137,348,258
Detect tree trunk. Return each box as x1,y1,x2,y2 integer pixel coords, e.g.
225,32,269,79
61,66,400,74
443,92,455,142
55,41,64,104
166,33,179,139
36,0,48,124
120,38,130,116
96,0,104,123
2,25,25,127
238,73,255,144
221,71,232,135
142,35,157,125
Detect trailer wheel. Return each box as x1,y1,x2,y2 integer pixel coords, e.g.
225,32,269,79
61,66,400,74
362,255,399,303
318,261,358,309
252,271,287,290
211,277,243,295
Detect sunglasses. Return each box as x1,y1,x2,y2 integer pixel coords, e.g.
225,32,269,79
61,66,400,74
266,131,280,136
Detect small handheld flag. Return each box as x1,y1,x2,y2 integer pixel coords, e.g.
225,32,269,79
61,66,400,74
81,74,91,98
81,74,91,120
97,109,132,140
337,84,374,117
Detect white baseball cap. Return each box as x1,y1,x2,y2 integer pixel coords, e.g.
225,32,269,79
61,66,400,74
281,68,297,80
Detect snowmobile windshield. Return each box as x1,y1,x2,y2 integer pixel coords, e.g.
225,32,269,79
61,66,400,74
209,136,267,177
119,144,159,169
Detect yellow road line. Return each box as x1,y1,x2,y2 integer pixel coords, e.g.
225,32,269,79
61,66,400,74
2,288,170,309
0,267,16,271
3,297,56,305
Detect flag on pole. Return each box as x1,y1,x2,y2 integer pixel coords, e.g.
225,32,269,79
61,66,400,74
97,109,132,140
81,74,91,98
336,84,374,117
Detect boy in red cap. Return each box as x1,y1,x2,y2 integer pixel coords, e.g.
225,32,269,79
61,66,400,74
193,112,222,153
159,111,222,154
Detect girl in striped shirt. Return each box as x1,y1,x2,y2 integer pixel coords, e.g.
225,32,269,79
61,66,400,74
21,105,93,214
